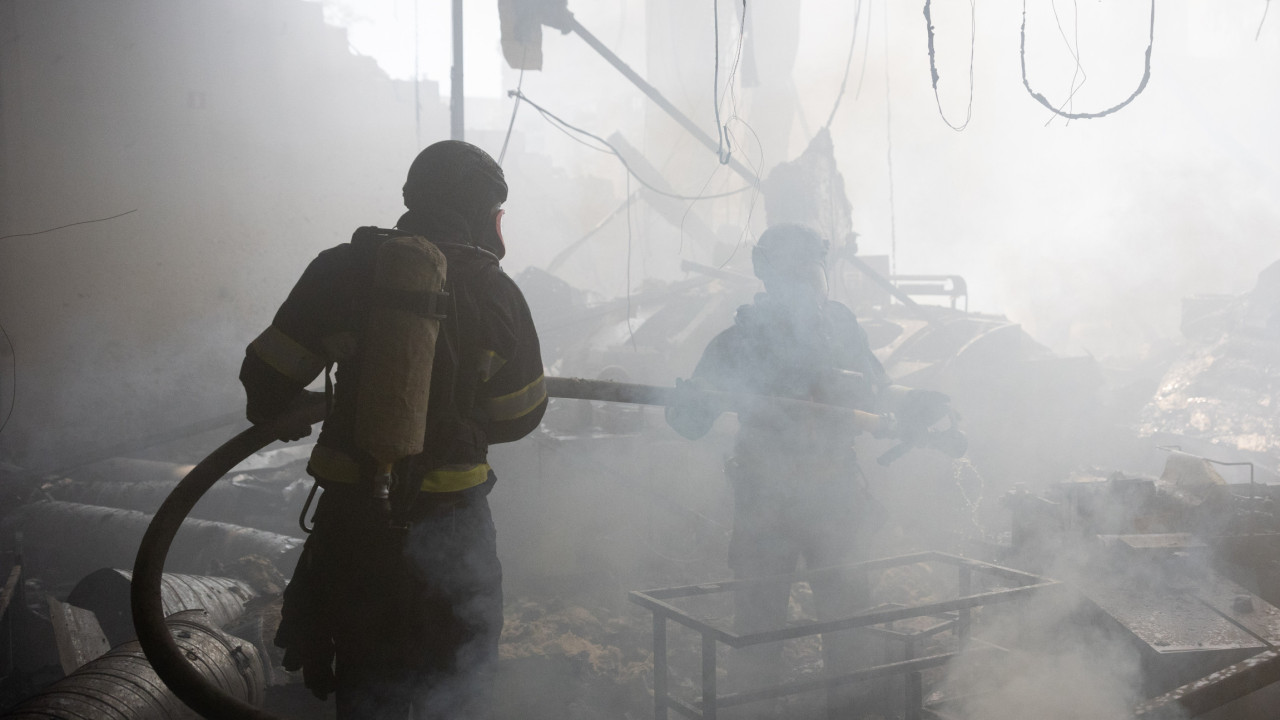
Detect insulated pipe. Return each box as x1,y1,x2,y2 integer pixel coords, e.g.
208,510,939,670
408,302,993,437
3,609,263,720
72,569,257,648
4,501,302,585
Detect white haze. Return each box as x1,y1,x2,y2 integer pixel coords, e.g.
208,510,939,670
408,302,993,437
0,1,1276,717
3,1,1278,466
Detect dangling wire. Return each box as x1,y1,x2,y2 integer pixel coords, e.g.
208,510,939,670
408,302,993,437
512,90,754,201
1020,0,1155,120
712,0,747,165
1043,0,1087,126
0,209,137,241
714,116,766,270
883,0,898,277
1258,0,1273,41
854,0,874,106
825,0,865,129
923,0,975,131
497,67,525,166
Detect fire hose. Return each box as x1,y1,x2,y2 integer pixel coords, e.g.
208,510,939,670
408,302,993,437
132,377,964,718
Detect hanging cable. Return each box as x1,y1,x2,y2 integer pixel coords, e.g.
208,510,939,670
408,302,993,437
511,90,754,201
1258,0,1273,41
0,209,137,241
714,116,766,270
923,0,975,131
712,0,747,165
720,1,748,117
1044,0,1087,126
1020,0,1155,120
854,0,874,105
883,0,898,276
825,0,865,129
497,67,525,166
712,0,731,164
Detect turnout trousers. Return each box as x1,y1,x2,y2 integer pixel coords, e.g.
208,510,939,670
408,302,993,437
307,480,503,720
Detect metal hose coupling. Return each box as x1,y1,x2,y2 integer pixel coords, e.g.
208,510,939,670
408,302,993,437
372,465,395,519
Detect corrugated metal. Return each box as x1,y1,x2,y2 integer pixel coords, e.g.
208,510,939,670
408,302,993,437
0,501,303,585
223,595,295,687
68,569,257,648
2,609,264,720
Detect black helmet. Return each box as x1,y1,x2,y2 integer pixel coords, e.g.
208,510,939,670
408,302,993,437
751,223,829,282
402,140,508,221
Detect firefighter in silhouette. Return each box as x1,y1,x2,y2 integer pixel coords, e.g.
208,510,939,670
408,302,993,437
666,223,948,712
240,141,547,719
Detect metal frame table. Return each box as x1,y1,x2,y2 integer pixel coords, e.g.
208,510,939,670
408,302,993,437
628,551,1059,720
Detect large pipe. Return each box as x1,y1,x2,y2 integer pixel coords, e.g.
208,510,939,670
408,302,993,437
2,609,263,720
47,475,305,532
2,501,302,585
69,569,257,648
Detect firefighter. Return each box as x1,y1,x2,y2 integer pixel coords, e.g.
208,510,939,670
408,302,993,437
666,223,948,713
240,140,547,719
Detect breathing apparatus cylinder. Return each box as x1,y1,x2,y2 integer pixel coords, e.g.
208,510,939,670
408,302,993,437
355,235,448,509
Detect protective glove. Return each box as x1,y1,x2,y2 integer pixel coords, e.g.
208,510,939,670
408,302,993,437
281,636,336,700
898,389,951,435
664,377,723,440
268,390,325,442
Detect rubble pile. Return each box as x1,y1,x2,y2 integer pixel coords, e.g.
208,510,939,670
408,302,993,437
498,596,654,719
1140,261,1280,480
1141,333,1280,463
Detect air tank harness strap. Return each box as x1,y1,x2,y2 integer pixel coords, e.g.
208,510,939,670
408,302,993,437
371,286,449,320
298,361,338,535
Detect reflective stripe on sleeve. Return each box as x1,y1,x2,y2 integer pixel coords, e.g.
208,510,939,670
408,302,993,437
476,349,508,383
484,374,547,422
249,325,327,384
308,444,491,493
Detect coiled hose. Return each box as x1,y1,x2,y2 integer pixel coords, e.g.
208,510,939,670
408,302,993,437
131,397,325,720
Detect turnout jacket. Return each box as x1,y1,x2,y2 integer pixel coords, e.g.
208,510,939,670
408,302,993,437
668,294,890,482
240,226,547,496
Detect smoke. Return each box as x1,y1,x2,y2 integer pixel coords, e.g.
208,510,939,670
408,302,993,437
2,0,1278,716
942,549,1153,720
6,0,1279,468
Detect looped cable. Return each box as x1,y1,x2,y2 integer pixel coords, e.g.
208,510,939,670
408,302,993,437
1020,0,1155,120
924,0,976,131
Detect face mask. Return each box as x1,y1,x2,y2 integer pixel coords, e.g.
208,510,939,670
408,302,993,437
478,208,506,259
769,262,828,310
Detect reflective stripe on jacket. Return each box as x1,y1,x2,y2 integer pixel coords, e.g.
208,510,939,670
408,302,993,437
239,226,547,492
